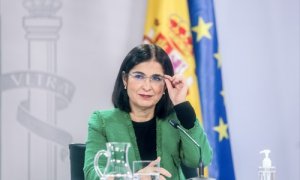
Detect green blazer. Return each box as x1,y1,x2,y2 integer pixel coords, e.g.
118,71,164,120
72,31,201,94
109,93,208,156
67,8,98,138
84,108,212,180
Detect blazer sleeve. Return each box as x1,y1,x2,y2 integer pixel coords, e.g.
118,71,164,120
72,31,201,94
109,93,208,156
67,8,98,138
179,119,213,168
83,111,107,180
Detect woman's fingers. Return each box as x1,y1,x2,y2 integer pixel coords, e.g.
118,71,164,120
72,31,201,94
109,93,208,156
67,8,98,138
159,175,166,180
164,74,188,105
164,74,172,80
143,157,172,179
164,75,174,88
151,167,171,180
157,167,172,178
164,74,185,88
148,157,160,167
172,75,186,87
164,77,174,90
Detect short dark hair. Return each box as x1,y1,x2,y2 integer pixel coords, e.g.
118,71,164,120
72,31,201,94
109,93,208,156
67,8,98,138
112,44,174,118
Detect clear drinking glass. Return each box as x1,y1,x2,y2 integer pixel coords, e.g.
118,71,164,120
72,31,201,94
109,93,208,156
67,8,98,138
132,160,160,180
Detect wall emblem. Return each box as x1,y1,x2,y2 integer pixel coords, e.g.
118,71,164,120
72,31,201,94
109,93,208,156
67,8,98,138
0,0,75,179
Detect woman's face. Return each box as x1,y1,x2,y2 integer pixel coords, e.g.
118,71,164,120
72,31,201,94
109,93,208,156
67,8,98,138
124,60,165,111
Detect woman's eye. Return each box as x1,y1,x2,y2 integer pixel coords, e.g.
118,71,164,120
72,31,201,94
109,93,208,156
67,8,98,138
152,75,163,81
134,74,145,80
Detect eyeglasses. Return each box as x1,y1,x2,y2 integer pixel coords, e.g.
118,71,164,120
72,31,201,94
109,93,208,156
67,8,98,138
126,72,165,86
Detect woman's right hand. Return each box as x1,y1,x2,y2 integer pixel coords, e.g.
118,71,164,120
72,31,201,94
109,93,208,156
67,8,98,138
136,157,172,180
164,74,188,106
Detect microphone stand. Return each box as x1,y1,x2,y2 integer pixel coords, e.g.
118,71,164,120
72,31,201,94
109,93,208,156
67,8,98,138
169,120,215,180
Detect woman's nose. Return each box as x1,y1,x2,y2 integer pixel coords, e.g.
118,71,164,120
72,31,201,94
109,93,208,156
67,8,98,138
141,78,152,90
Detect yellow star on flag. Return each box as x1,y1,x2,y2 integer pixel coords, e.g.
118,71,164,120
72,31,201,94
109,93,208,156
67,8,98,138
220,90,225,98
220,90,227,106
214,118,229,142
192,17,213,41
214,52,222,68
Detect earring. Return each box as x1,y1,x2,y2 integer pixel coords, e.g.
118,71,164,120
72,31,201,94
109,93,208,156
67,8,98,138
124,85,127,89
163,91,165,95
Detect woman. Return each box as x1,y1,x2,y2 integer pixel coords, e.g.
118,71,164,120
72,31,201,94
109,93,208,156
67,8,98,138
84,44,212,179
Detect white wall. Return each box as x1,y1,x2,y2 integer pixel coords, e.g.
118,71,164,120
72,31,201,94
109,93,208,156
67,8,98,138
215,0,300,179
0,0,299,180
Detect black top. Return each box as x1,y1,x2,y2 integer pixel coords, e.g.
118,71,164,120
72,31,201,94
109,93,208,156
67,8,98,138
132,101,196,160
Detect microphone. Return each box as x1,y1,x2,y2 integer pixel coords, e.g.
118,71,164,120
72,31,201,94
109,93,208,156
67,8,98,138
169,120,205,178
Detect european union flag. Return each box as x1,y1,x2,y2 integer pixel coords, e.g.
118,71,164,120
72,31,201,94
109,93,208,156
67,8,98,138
188,0,236,179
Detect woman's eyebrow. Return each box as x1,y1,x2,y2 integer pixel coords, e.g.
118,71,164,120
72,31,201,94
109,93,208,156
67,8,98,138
130,71,145,75
152,73,164,76
131,71,164,76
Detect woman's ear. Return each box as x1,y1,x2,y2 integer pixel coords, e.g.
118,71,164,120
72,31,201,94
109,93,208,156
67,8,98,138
123,81,127,89
122,71,127,89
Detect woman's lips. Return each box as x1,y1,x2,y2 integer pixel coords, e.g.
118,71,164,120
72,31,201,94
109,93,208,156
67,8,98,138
139,94,152,98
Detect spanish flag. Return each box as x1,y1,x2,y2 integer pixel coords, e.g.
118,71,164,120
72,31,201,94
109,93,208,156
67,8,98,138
143,0,203,121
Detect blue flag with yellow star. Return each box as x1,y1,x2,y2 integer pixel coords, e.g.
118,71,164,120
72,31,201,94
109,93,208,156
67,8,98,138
188,0,236,179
